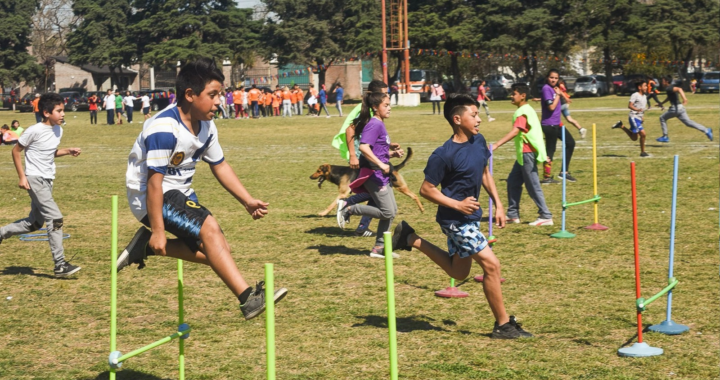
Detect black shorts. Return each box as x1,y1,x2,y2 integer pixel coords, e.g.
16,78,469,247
140,190,213,252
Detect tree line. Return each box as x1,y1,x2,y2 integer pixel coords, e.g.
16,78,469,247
1,0,717,92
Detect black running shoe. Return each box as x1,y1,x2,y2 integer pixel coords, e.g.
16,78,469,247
640,152,649,157
509,316,534,338
117,227,151,272
240,281,288,320
612,120,623,129
391,221,415,251
54,262,81,277
491,320,521,339
354,229,376,237
540,177,560,184
557,172,577,182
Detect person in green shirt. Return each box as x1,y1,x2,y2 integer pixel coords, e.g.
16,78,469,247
114,89,125,125
10,120,23,136
492,83,553,226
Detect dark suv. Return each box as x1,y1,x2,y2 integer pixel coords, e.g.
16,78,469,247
133,89,172,111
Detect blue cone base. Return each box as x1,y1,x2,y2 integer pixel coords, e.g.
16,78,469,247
550,230,576,239
618,342,663,357
648,320,689,335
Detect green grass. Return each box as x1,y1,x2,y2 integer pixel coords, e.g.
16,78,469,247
0,94,718,380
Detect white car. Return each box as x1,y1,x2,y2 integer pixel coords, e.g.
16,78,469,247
485,74,514,89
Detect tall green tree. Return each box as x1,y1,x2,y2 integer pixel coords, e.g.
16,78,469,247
0,0,43,89
66,0,136,89
643,0,720,82
481,0,575,91
409,0,482,92
261,0,381,86
574,0,640,93
130,0,259,70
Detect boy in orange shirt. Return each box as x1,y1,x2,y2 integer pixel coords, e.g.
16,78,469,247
248,84,261,118
232,87,243,119
272,87,282,116
263,89,273,117
290,86,298,115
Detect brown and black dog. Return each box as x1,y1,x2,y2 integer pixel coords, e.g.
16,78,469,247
309,147,424,216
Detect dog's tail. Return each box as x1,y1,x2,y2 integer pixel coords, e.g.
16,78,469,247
393,147,413,171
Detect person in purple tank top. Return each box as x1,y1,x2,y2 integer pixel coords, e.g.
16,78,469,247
338,92,405,258
539,69,576,183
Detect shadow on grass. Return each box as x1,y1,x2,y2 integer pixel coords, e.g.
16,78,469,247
618,325,652,349
307,245,367,256
299,214,334,219
352,315,450,332
600,154,628,157
90,370,171,380
305,227,356,237
0,266,59,279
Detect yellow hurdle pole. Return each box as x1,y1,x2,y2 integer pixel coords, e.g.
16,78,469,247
592,123,599,224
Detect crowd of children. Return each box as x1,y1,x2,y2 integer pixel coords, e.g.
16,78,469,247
218,83,345,119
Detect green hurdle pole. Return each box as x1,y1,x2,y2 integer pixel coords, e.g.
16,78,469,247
265,263,276,380
110,196,118,380
178,259,185,380
383,232,398,380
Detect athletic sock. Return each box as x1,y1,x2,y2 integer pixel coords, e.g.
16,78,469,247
238,287,252,304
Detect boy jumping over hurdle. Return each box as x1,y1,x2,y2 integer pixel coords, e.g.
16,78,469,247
118,58,286,320
391,93,533,339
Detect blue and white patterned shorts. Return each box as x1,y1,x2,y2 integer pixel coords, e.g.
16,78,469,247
628,116,644,134
441,221,489,259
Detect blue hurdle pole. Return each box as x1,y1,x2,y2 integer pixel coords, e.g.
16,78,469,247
551,126,575,238
649,155,689,335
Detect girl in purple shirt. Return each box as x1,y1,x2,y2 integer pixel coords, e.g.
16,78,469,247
339,92,405,258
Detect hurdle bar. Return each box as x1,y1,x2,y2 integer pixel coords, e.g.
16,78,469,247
108,195,191,379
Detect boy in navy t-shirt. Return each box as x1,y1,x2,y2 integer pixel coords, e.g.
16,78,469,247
391,93,533,339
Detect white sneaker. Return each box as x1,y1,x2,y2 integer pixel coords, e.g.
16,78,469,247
369,246,400,259
507,217,521,224
488,117,496,122
529,218,554,226
336,199,349,228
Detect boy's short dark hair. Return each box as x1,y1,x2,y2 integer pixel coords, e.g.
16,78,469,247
368,80,388,92
663,75,673,83
511,83,531,99
39,93,64,117
443,93,478,127
1,124,9,130
175,58,225,106
635,79,647,89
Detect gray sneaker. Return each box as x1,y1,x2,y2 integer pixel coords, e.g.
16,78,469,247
117,227,151,272
54,262,81,277
240,281,288,320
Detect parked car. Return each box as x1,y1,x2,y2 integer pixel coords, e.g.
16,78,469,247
133,89,172,111
612,75,624,93
573,75,609,97
485,74,514,89
469,80,508,100
17,93,37,112
698,71,720,93
619,74,649,95
59,91,89,112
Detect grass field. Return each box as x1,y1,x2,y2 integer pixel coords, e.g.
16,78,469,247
0,94,718,380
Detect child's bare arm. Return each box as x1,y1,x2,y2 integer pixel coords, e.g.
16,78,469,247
11,143,29,190
492,127,520,151
210,161,268,219
419,180,479,215
55,148,82,157
147,170,167,255
481,167,506,228
346,125,359,169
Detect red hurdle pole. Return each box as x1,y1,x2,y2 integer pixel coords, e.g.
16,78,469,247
630,162,644,344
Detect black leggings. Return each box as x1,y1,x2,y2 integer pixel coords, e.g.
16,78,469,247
542,125,575,172
432,101,442,114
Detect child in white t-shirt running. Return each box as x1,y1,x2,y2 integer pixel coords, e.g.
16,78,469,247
612,80,649,157
118,58,286,320
0,93,82,277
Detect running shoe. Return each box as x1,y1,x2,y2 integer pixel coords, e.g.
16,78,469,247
240,281,288,320
117,227,151,272
540,177,560,184
54,261,81,277
391,221,415,251
557,172,577,182
656,136,669,143
369,246,400,259
336,199,350,228
706,128,713,142
611,121,623,129
528,218,554,226
640,152,650,157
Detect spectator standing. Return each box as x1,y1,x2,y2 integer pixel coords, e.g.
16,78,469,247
168,89,176,104
232,87,243,119
114,90,124,125
103,90,116,125
290,85,299,115
294,84,304,115
272,87,281,116
140,93,151,120
248,84,261,118
218,89,228,119
241,86,249,119
335,83,344,117
32,94,42,123
429,83,444,115
225,88,234,118
390,83,399,105
540,69,575,183
476,80,495,122
319,84,331,117
281,86,293,117
123,91,139,123
88,93,99,124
